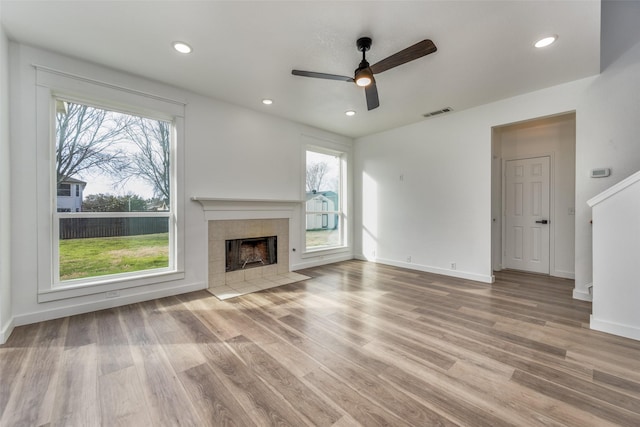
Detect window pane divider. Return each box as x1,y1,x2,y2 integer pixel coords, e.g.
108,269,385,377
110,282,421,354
55,212,170,219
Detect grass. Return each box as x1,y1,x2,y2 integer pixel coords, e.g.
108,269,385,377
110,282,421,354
59,233,169,281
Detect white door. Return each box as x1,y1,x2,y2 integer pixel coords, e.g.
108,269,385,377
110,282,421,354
504,156,550,274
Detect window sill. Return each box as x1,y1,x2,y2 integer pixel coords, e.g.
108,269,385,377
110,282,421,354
38,270,185,302
301,246,351,259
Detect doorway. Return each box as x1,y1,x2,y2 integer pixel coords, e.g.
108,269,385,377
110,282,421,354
491,113,576,279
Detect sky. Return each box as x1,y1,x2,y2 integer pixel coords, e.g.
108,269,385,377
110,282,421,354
81,170,156,200
58,101,166,200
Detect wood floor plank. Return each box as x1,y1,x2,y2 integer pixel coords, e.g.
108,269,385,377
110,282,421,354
95,308,133,376
593,369,640,396
512,369,640,426
303,367,416,427
98,365,153,427
119,302,202,426
1,318,67,426
226,334,341,426
277,316,455,426
49,343,99,426
64,311,97,348
447,359,617,427
0,323,40,416
179,362,257,427
4,260,640,426
157,296,312,426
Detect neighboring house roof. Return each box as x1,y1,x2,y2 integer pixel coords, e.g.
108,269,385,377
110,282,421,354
306,190,337,201
148,201,169,212
59,176,87,186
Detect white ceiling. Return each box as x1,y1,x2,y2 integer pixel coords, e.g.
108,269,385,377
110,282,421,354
1,1,601,138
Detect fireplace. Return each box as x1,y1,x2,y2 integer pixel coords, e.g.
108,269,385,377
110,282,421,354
193,197,308,298
207,218,289,288
226,236,277,272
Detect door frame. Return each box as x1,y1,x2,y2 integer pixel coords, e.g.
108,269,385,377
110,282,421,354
500,152,555,275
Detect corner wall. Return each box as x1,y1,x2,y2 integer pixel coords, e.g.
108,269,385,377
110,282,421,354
574,34,640,300
0,5,14,343
354,79,591,284
354,2,640,315
7,43,352,336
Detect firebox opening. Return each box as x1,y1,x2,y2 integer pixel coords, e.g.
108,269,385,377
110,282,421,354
226,236,277,272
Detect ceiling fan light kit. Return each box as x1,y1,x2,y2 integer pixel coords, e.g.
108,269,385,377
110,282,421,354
355,68,373,87
292,36,437,111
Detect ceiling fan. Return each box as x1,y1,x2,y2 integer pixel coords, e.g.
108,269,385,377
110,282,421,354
292,37,437,111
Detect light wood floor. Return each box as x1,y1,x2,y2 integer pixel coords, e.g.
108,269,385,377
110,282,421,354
2,260,640,426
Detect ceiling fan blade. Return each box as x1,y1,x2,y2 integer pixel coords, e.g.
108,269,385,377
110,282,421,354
370,39,437,75
365,81,380,110
292,70,354,82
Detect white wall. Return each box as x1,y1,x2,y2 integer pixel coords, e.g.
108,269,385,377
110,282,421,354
354,79,591,284
6,43,352,337
574,3,640,301
495,114,576,279
0,5,13,342
354,1,640,311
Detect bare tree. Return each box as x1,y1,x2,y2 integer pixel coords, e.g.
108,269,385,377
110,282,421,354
306,161,329,192
124,117,171,203
56,102,129,184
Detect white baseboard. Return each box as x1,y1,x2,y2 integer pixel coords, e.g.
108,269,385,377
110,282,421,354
12,281,205,328
374,257,494,283
573,287,593,302
591,315,640,341
553,270,575,280
0,317,15,345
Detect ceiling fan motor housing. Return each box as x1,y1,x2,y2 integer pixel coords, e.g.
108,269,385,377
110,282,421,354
355,37,374,86
357,37,372,52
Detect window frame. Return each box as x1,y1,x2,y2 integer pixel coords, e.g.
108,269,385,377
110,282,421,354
35,66,185,302
303,145,349,254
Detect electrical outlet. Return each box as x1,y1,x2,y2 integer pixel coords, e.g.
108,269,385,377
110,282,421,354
407,256,412,263
106,290,119,298
450,262,456,270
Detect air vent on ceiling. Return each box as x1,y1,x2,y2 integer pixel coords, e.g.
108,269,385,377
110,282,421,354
423,107,453,118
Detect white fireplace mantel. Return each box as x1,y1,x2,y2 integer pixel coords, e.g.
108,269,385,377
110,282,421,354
192,197,304,221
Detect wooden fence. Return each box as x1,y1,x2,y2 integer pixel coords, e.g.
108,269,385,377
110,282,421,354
59,217,169,239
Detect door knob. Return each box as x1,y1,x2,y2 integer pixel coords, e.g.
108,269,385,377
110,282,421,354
535,219,549,224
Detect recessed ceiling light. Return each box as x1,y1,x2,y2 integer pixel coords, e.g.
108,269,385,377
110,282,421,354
172,41,192,54
345,110,356,116
262,99,273,105
534,35,557,48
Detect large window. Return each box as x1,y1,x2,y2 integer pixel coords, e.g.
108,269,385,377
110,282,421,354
53,99,175,285
305,148,346,251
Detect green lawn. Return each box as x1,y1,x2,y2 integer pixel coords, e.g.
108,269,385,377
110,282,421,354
59,233,169,281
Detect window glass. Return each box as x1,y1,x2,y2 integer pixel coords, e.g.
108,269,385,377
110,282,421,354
55,100,173,283
57,183,71,196
305,149,343,250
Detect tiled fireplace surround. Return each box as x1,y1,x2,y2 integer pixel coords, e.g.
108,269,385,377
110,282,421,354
194,198,308,299
208,218,289,287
